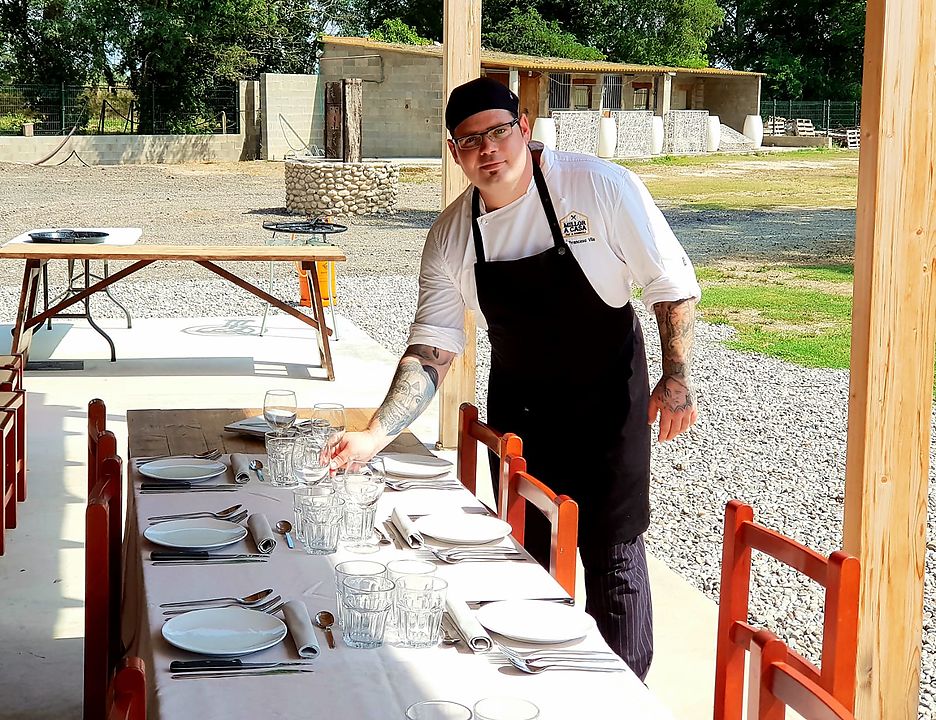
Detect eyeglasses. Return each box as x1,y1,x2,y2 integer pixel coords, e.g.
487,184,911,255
451,118,520,150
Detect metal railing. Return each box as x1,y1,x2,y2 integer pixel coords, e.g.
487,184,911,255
0,83,240,136
759,99,861,134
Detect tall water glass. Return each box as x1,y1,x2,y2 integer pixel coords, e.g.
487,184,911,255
395,575,447,648
292,429,329,486
265,430,299,487
263,389,297,433
302,492,344,554
337,457,385,553
385,559,437,629
292,486,323,544
335,560,386,629
473,698,540,720
404,701,473,720
342,575,394,649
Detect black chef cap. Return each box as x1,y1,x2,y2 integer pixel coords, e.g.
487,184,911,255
445,77,519,134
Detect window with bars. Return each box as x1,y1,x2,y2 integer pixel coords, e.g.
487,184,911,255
549,73,571,110
603,76,623,109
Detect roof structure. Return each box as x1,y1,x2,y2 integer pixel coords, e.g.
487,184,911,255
321,35,765,78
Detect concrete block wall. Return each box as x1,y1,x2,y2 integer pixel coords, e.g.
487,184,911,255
703,76,761,132
260,73,324,161
0,133,247,165
320,43,443,158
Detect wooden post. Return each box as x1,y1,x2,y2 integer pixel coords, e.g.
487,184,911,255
324,81,343,159
437,0,481,448
343,78,363,163
843,0,936,717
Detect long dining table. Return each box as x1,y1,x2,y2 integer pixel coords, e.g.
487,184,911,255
123,408,674,719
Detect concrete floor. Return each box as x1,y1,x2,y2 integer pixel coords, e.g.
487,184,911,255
0,312,718,720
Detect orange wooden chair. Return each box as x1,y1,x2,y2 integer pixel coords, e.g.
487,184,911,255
750,630,854,720
0,404,19,555
88,398,109,493
457,402,522,508
714,500,860,720
86,441,137,720
107,656,147,720
501,454,579,598
0,355,26,503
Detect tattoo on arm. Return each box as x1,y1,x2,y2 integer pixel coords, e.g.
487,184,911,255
373,344,456,437
654,299,696,411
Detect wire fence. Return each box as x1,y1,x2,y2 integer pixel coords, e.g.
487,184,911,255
759,99,861,135
0,84,240,136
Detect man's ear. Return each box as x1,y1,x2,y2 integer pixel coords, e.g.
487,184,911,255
519,114,532,141
446,139,461,166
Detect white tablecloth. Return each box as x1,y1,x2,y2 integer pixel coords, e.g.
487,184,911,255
124,458,674,720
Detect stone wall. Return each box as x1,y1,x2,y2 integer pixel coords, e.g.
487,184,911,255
610,111,653,157
663,110,708,154
551,111,600,154
285,160,399,215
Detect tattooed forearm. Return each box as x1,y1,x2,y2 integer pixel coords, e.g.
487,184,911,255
654,298,696,381
372,345,455,438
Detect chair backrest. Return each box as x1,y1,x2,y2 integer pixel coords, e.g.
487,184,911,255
750,630,855,720
502,454,579,598
108,657,147,720
714,500,860,720
84,446,124,720
457,402,522,507
88,398,111,493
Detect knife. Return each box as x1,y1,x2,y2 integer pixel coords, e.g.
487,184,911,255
141,482,235,490
466,597,575,609
150,551,265,560
170,659,314,672
152,558,268,566
171,669,315,679
141,487,240,494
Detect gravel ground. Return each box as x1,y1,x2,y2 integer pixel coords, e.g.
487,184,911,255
1,160,930,715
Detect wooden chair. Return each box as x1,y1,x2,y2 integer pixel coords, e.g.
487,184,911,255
107,656,147,720
750,630,854,720
0,354,26,502
714,500,860,720
501,454,579,598
88,398,109,492
457,402,522,508
0,406,19,555
85,443,130,720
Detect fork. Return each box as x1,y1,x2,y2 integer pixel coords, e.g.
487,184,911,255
420,550,525,564
149,509,248,526
148,505,244,522
504,654,625,674
496,643,620,662
163,595,282,616
135,449,221,465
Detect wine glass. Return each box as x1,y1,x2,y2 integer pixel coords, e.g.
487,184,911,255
312,402,346,438
336,457,385,554
264,390,297,434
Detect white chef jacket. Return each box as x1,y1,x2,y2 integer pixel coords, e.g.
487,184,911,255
406,145,701,354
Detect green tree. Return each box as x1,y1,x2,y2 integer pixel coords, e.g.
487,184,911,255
369,18,432,45
483,6,604,60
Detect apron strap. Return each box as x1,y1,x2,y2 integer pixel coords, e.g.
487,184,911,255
471,146,568,265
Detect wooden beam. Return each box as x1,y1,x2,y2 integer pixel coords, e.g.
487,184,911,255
843,0,936,717
437,0,481,448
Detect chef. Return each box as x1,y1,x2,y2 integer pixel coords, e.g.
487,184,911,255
332,77,700,679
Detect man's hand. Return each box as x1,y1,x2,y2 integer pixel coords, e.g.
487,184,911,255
649,298,698,442
329,429,385,471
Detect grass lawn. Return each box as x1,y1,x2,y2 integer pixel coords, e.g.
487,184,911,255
696,263,854,369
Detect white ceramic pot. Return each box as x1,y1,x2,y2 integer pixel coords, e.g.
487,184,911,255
650,116,664,155
531,117,557,150
742,114,764,148
598,117,617,158
706,115,721,152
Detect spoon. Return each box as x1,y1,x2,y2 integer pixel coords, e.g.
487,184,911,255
314,610,336,649
159,587,275,609
249,459,265,482
275,519,294,549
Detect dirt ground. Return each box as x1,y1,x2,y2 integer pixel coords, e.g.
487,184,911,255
0,157,856,289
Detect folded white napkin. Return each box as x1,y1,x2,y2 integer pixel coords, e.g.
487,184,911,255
247,513,276,554
390,507,423,548
445,594,492,653
282,601,319,658
230,454,251,483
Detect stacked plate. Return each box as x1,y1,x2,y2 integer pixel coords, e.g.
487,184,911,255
382,453,453,478
144,519,247,551
139,457,227,483
475,600,594,644
162,607,287,656
414,513,512,545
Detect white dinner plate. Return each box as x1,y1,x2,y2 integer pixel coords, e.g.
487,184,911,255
143,518,247,551
414,513,511,545
381,453,453,478
475,600,594,644
162,607,287,656
138,457,227,482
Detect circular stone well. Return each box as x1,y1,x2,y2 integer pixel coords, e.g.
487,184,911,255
285,159,399,216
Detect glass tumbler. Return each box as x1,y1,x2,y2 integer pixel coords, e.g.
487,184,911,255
473,698,540,720
404,701,473,720
342,575,394,649
384,559,437,629
394,575,448,649
301,492,344,555
292,486,324,544
335,560,386,629
265,429,299,487
336,457,385,553
292,429,329,486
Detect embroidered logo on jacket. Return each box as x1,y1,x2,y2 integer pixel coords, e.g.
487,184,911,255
560,211,590,238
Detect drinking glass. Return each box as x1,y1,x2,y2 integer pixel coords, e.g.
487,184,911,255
384,559,437,629
404,701,473,720
311,402,346,441
292,486,327,544
263,389,297,433
473,698,540,720
335,560,386,629
341,575,394,649
301,492,344,554
394,575,448,648
291,429,329,486
265,430,299,487
336,457,385,554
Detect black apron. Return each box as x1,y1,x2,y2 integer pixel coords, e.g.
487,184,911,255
474,150,651,560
